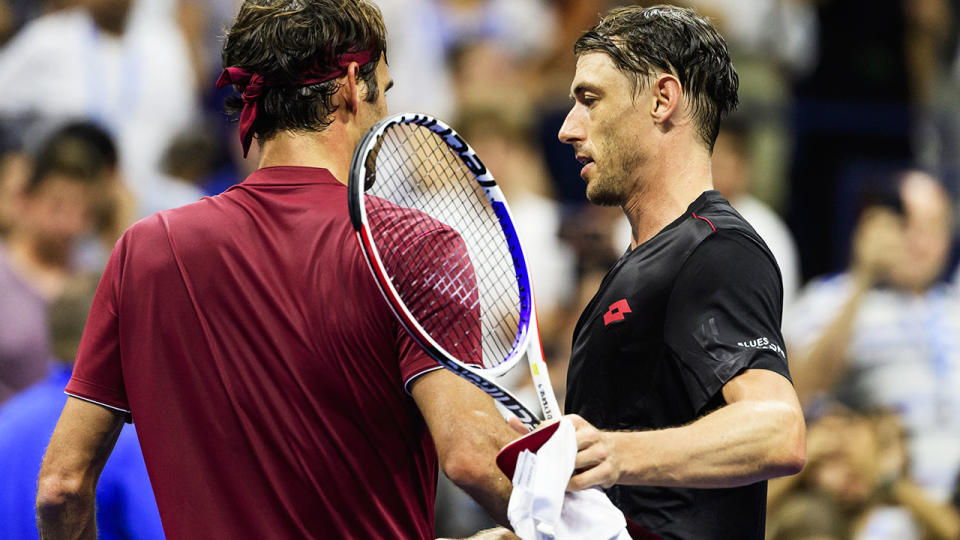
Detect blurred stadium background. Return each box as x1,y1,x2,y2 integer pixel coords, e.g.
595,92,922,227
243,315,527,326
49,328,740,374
1,1,960,538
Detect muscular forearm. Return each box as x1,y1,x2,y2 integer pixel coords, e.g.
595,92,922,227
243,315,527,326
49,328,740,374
440,408,517,528
450,469,513,528
439,527,521,540
611,400,805,489
412,369,522,528
37,398,125,540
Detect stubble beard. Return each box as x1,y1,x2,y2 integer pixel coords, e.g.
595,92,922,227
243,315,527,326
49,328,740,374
585,144,641,208
585,169,627,207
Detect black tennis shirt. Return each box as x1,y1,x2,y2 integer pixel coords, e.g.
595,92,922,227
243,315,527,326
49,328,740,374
565,191,792,540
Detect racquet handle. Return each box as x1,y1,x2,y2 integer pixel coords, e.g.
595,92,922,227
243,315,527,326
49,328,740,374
525,305,561,423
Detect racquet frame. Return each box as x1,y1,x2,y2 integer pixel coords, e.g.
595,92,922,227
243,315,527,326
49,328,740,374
347,112,560,429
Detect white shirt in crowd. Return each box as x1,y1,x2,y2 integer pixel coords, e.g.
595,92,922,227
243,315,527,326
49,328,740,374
786,274,960,502
0,7,199,214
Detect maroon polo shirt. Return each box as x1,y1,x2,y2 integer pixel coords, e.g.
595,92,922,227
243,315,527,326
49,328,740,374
67,166,467,539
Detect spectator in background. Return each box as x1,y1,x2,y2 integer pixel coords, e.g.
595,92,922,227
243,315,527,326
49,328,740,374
0,124,112,403
0,0,64,45
139,127,218,217
434,0,555,62
450,39,529,111
0,0,199,213
36,121,134,251
456,106,576,352
671,0,817,210
533,0,608,207
0,121,31,236
373,0,556,119
786,171,960,502
373,0,455,118
953,473,960,515
0,275,164,540
785,0,952,282
712,118,800,310
768,409,960,540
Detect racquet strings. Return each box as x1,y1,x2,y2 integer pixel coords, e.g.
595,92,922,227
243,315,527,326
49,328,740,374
362,122,522,370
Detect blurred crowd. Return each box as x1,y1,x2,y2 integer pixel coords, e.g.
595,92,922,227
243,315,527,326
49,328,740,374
1,0,960,539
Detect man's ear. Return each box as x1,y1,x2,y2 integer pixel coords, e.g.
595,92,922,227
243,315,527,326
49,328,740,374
342,62,362,115
650,73,682,125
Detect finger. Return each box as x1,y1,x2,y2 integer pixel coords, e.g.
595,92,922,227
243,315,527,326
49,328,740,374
568,461,617,491
507,416,530,435
574,444,607,471
567,467,603,491
573,425,601,451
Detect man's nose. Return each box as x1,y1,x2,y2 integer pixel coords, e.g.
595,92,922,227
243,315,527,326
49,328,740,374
558,106,585,145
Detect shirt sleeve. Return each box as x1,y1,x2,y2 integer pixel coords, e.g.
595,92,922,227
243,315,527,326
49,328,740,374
663,231,791,414
393,226,481,388
65,236,130,417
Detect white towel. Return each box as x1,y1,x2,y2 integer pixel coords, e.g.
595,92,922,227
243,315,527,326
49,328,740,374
506,417,632,540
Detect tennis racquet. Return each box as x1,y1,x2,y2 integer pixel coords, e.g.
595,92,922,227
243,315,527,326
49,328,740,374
347,112,560,430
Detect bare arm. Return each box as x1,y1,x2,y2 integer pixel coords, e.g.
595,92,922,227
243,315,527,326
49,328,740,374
568,369,806,491
37,397,126,539
410,369,518,528
438,527,521,540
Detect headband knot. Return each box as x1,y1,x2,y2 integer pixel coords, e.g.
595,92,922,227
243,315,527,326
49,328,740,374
217,50,376,157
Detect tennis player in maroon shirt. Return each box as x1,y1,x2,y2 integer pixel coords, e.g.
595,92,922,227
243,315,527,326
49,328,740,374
36,2,519,538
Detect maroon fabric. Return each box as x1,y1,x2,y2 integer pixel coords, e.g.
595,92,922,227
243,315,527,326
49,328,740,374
625,519,664,540
216,50,375,157
365,195,483,366
67,166,472,539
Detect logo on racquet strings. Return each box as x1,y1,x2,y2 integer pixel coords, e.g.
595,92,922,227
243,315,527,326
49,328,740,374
407,114,489,179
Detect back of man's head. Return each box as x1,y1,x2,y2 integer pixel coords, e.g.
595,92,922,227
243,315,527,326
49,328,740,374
221,0,387,145
574,5,739,152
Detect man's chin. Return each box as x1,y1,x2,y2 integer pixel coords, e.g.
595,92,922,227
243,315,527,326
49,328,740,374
585,182,623,207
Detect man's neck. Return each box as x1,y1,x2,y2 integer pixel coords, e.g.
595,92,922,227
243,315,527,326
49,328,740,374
257,124,355,185
622,140,714,249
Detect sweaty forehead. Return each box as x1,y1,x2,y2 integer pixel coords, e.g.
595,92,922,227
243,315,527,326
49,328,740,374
570,52,631,96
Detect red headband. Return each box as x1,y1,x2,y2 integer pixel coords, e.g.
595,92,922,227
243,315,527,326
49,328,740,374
216,50,377,158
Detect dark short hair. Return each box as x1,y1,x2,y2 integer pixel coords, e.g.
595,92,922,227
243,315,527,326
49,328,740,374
221,0,387,142
26,121,116,193
574,5,739,151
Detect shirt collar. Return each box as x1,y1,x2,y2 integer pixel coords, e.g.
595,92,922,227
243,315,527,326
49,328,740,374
240,166,343,186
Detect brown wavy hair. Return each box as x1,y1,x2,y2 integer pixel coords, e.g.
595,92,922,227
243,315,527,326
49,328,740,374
221,0,387,143
575,5,739,152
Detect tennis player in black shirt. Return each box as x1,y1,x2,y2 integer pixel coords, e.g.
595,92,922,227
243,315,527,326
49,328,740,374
556,6,806,539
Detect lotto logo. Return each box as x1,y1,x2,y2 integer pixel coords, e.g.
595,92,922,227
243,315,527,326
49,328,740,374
603,299,632,326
